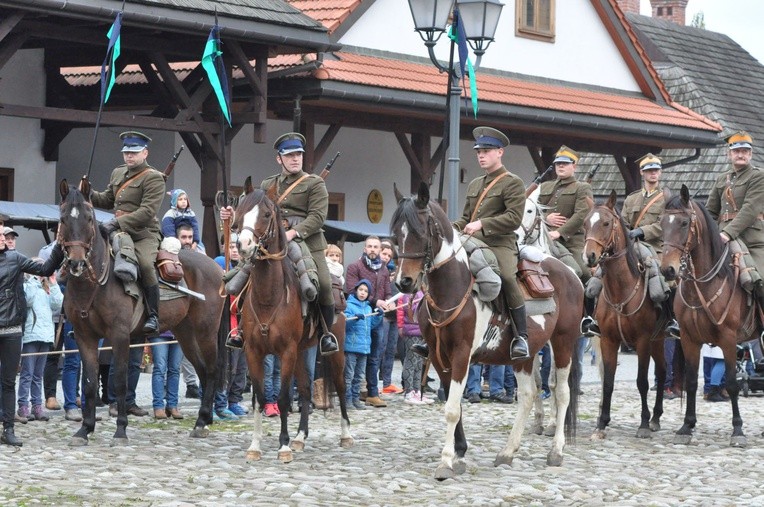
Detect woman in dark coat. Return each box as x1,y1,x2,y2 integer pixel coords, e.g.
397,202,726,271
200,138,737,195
0,230,63,446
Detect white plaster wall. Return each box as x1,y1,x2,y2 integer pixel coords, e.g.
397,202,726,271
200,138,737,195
0,49,58,254
340,0,641,92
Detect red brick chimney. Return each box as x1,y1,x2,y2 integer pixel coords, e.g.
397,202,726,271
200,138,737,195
614,0,641,15
650,0,689,25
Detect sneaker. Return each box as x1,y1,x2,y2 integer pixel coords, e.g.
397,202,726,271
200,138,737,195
664,387,678,400
404,392,425,405
352,400,366,410
489,393,514,404
540,390,552,400
412,390,435,404
31,405,49,422
65,409,83,422
467,392,481,404
381,384,404,394
228,403,249,416
263,403,280,417
215,408,239,421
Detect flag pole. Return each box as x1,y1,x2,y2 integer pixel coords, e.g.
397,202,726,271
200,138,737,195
87,0,126,180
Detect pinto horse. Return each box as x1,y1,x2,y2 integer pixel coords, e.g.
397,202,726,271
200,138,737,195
391,183,582,479
583,191,668,439
235,187,352,462
58,179,225,445
660,185,762,446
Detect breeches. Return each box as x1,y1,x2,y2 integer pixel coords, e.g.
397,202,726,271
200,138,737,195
495,246,524,308
135,236,160,286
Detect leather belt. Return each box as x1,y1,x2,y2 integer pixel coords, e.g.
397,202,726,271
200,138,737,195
720,212,764,222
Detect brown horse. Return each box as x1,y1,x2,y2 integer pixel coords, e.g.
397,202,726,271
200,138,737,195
234,187,352,462
58,179,225,445
391,183,582,480
583,191,668,439
660,185,761,446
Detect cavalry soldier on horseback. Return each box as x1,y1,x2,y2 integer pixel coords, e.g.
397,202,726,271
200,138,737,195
706,131,764,309
219,132,339,356
453,126,529,361
91,131,165,334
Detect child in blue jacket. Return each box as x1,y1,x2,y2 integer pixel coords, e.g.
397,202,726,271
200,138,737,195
161,189,203,251
343,279,381,409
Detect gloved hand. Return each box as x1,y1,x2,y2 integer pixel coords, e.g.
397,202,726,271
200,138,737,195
355,313,366,320
627,228,644,240
102,219,120,236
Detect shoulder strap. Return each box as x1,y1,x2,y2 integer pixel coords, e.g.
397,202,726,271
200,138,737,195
115,168,152,200
276,174,310,205
470,172,508,222
633,191,664,228
723,173,738,212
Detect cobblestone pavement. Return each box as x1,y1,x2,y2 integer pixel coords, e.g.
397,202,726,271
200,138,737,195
1,353,763,506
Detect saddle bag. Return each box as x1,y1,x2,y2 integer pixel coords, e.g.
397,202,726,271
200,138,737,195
517,259,555,299
156,249,184,284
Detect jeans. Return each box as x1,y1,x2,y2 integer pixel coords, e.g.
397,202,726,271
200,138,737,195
227,348,248,404
108,343,143,406
263,354,281,403
18,341,50,407
664,338,676,386
465,364,483,396
365,321,384,397
709,358,726,387
181,355,199,387
540,343,551,393
62,326,82,411
344,352,367,402
380,318,399,387
504,365,516,395
149,335,182,410
486,365,507,396
575,336,587,385
1,336,22,428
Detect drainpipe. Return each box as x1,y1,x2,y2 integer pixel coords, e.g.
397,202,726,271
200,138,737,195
660,148,701,169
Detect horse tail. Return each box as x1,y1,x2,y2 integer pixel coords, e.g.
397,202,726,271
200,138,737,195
565,337,581,444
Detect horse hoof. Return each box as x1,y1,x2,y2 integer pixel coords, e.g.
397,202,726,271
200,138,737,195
340,437,354,448
635,428,652,439
278,450,294,463
493,454,513,467
110,437,129,447
547,452,563,467
190,427,210,439
673,434,692,445
68,436,88,447
543,425,557,437
291,440,305,452
452,460,467,475
730,435,747,448
434,464,456,481
649,421,661,432
590,430,606,441
245,450,262,462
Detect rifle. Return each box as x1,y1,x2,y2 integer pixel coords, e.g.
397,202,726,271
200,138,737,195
525,165,555,198
162,145,185,181
319,151,341,180
585,163,601,184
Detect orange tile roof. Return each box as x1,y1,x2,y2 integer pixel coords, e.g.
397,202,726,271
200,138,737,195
286,0,363,34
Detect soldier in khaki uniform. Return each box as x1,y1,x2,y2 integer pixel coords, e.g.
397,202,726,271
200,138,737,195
91,131,165,333
221,132,338,355
706,131,764,304
453,127,529,360
622,154,666,253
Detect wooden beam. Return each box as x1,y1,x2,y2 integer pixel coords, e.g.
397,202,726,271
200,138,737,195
226,40,266,98
0,11,24,43
430,139,445,170
411,133,432,191
314,123,341,165
0,33,27,71
394,131,425,181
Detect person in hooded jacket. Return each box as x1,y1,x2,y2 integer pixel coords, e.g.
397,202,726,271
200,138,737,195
343,279,381,410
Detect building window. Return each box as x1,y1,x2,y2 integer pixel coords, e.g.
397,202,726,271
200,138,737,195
328,192,344,221
657,7,663,15
0,168,14,201
667,6,673,15
516,0,555,42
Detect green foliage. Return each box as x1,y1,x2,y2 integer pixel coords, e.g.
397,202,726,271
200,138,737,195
691,11,705,29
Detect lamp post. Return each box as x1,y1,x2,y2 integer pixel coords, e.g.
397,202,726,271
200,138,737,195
408,0,503,220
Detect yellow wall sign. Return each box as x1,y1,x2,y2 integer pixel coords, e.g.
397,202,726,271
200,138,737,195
367,189,384,223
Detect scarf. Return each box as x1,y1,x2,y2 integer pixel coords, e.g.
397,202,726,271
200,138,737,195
363,253,382,271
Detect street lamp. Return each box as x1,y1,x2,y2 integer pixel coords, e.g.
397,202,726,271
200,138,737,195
408,0,503,220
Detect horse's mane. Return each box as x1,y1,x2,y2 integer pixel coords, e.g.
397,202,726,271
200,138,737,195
615,209,641,278
664,195,732,278
390,196,454,243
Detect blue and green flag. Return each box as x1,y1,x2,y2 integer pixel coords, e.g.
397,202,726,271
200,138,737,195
202,24,232,127
100,12,122,104
450,8,478,118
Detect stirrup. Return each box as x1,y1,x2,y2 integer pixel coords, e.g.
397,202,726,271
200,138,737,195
225,329,244,349
142,315,159,334
509,336,530,361
319,332,339,356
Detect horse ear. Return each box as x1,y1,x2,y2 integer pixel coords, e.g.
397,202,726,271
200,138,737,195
79,177,91,200
393,182,404,203
605,190,617,210
244,176,254,195
415,182,429,210
662,188,672,201
59,179,69,200
680,185,690,206
265,181,278,203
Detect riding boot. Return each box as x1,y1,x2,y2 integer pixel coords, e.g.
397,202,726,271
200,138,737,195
224,261,251,296
580,296,600,337
1,426,22,447
225,327,244,349
509,306,531,361
142,284,160,334
319,304,339,356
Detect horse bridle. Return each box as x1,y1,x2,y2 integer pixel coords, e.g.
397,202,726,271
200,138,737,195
57,203,108,284
584,206,627,262
240,198,286,262
396,205,444,275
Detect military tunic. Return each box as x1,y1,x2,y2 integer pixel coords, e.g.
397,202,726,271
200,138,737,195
453,167,526,308
261,170,333,306
538,176,593,280
91,161,165,285
706,164,764,273
622,188,666,255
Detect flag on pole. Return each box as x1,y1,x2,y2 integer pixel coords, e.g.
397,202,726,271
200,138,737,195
201,23,232,127
450,8,478,118
100,12,122,104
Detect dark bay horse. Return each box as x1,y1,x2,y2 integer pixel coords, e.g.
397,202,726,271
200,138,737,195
660,185,761,446
58,179,225,445
583,191,668,439
235,187,352,462
391,183,582,480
